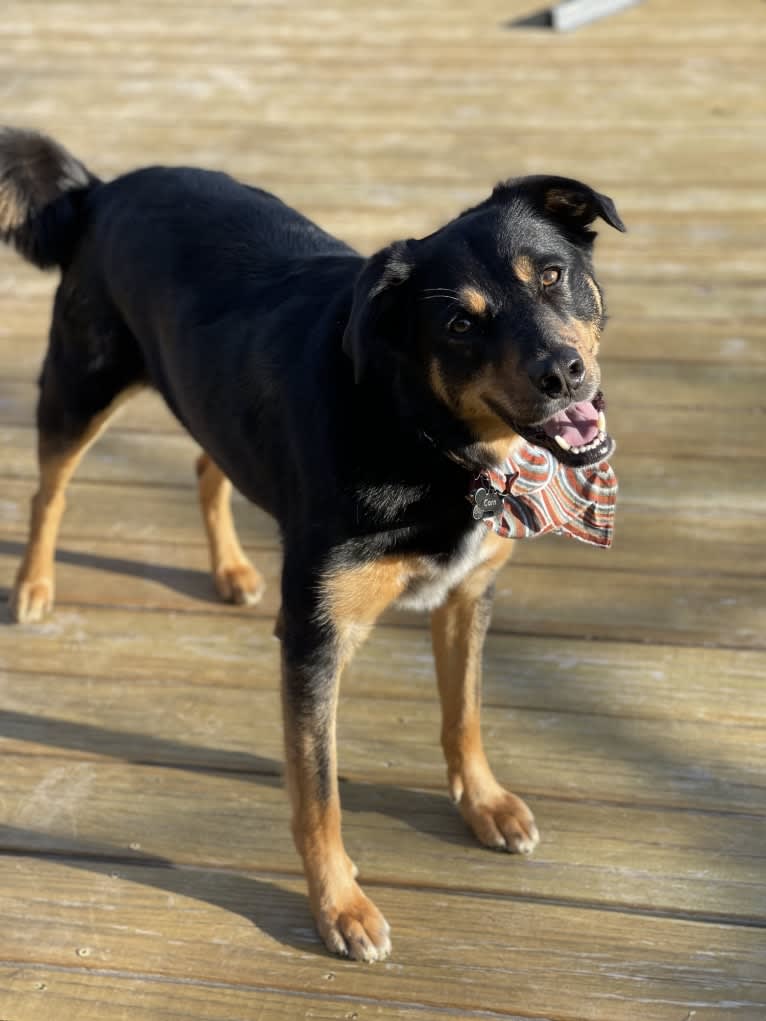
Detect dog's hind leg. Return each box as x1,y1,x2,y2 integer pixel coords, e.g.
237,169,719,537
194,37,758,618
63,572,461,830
195,451,264,606
11,376,144,624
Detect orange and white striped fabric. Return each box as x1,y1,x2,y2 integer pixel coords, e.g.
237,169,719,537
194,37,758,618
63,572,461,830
469,441,617,548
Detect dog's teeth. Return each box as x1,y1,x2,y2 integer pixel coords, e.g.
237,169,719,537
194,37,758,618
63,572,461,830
597,411,606,433
554,435,571,451
571,435,604,455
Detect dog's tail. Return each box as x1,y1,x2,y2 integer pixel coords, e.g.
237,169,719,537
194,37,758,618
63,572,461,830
0,127,99,269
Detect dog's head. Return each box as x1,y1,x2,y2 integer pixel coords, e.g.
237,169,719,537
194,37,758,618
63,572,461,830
343,175,625,467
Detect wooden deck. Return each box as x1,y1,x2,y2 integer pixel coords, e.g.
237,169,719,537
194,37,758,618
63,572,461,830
1,1,765,1018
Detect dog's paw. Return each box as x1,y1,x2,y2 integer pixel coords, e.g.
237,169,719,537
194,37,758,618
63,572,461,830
9,576,54,624
316,881,391,962
214,562,264,606
459,785,539,855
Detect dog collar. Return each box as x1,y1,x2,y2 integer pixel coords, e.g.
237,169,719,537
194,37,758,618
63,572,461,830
468,440,617,548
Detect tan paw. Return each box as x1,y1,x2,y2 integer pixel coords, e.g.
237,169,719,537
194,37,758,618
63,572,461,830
459,785,539,855
316,881,391,962
214,562,264,606
9,576,54,624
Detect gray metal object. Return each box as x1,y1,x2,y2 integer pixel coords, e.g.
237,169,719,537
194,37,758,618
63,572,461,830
510,0,642,31
553,0,642,31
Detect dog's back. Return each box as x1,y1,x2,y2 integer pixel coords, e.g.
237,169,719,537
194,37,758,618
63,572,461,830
73,164,361,496
0,129,362,509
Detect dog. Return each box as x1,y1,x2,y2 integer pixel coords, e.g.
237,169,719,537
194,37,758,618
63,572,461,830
0,127,624,961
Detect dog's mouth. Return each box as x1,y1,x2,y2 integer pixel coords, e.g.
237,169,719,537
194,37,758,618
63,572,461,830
518,392,615,467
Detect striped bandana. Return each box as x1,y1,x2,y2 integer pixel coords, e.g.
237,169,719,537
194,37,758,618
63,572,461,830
469,440,617,548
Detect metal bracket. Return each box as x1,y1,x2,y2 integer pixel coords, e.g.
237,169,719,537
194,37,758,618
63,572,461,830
510,0,642,32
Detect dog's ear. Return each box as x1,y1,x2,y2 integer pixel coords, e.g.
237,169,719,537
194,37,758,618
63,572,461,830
498,175,626,237
342,239,415,384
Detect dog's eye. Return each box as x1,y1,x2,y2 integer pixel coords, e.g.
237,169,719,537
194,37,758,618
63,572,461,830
448,316,473,335
541,267,562,287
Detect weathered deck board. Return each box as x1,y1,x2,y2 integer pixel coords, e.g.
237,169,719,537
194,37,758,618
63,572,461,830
3,608,765,723
1,0,764,1017
2,536,763,647
2,755,764,923
0,968,474,1021
2,664,764,816
1,475,765,579
3,856,765,1021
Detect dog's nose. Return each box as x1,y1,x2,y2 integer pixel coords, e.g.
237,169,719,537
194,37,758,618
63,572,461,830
528,347,585,398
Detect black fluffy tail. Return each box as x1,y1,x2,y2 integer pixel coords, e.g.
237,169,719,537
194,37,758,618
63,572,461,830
0,127,99,269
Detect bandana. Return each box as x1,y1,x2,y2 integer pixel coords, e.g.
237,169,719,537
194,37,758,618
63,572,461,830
468,440,617,548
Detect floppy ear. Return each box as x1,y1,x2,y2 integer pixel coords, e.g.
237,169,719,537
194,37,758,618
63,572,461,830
499,175,626,236
342,239,415,384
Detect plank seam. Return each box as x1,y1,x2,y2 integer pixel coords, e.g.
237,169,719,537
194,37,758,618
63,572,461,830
0,959,552,1020
1,849,765,933
6,595,762,652
3,661,765,726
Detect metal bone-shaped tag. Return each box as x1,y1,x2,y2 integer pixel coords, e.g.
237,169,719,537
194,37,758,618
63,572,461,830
472,486,502,521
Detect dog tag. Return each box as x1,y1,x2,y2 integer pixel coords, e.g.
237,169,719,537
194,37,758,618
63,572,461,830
472,486,502,520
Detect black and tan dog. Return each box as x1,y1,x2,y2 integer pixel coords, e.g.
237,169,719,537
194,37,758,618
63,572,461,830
0,128,624,961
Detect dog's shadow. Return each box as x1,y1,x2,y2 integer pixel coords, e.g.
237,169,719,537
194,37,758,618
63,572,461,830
0,537,223,605
0,820,323,955
0,703,470,842
0,709,473,958
0,710,473,957
0,536,471,854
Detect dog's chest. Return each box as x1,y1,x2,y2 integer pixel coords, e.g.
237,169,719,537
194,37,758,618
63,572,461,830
393,525,490,612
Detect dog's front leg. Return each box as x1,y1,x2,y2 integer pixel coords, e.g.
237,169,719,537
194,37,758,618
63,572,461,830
280,562,395,962
431,534,539,854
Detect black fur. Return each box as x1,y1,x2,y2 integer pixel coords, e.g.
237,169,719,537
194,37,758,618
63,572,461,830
0,127,98,268
1,128,624,956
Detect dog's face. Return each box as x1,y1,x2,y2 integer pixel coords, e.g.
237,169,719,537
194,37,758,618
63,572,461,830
343,175,625,467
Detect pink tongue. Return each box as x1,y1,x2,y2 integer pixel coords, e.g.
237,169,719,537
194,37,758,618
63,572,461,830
541,401,599,447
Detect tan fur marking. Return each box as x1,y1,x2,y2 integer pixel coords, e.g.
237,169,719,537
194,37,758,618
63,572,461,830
196,452,264,605
313,555,429,860
322,556,416,662
0,183,26,235
585,274,603,316
512,255,535,284
429,359,450,406
283,676,349,934
10,385,144,623
431,533,538,853
283,696,343,864
432,532,512,799
456,367,521,451
429,359,521,465
458,286,489,316
545,188,587,218
282,651,390,960
566,316,601,361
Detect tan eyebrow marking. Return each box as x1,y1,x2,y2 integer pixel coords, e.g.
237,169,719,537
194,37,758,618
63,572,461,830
458,286,489,316
545,189,587,217
585,274,603,314
512,255,535,283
